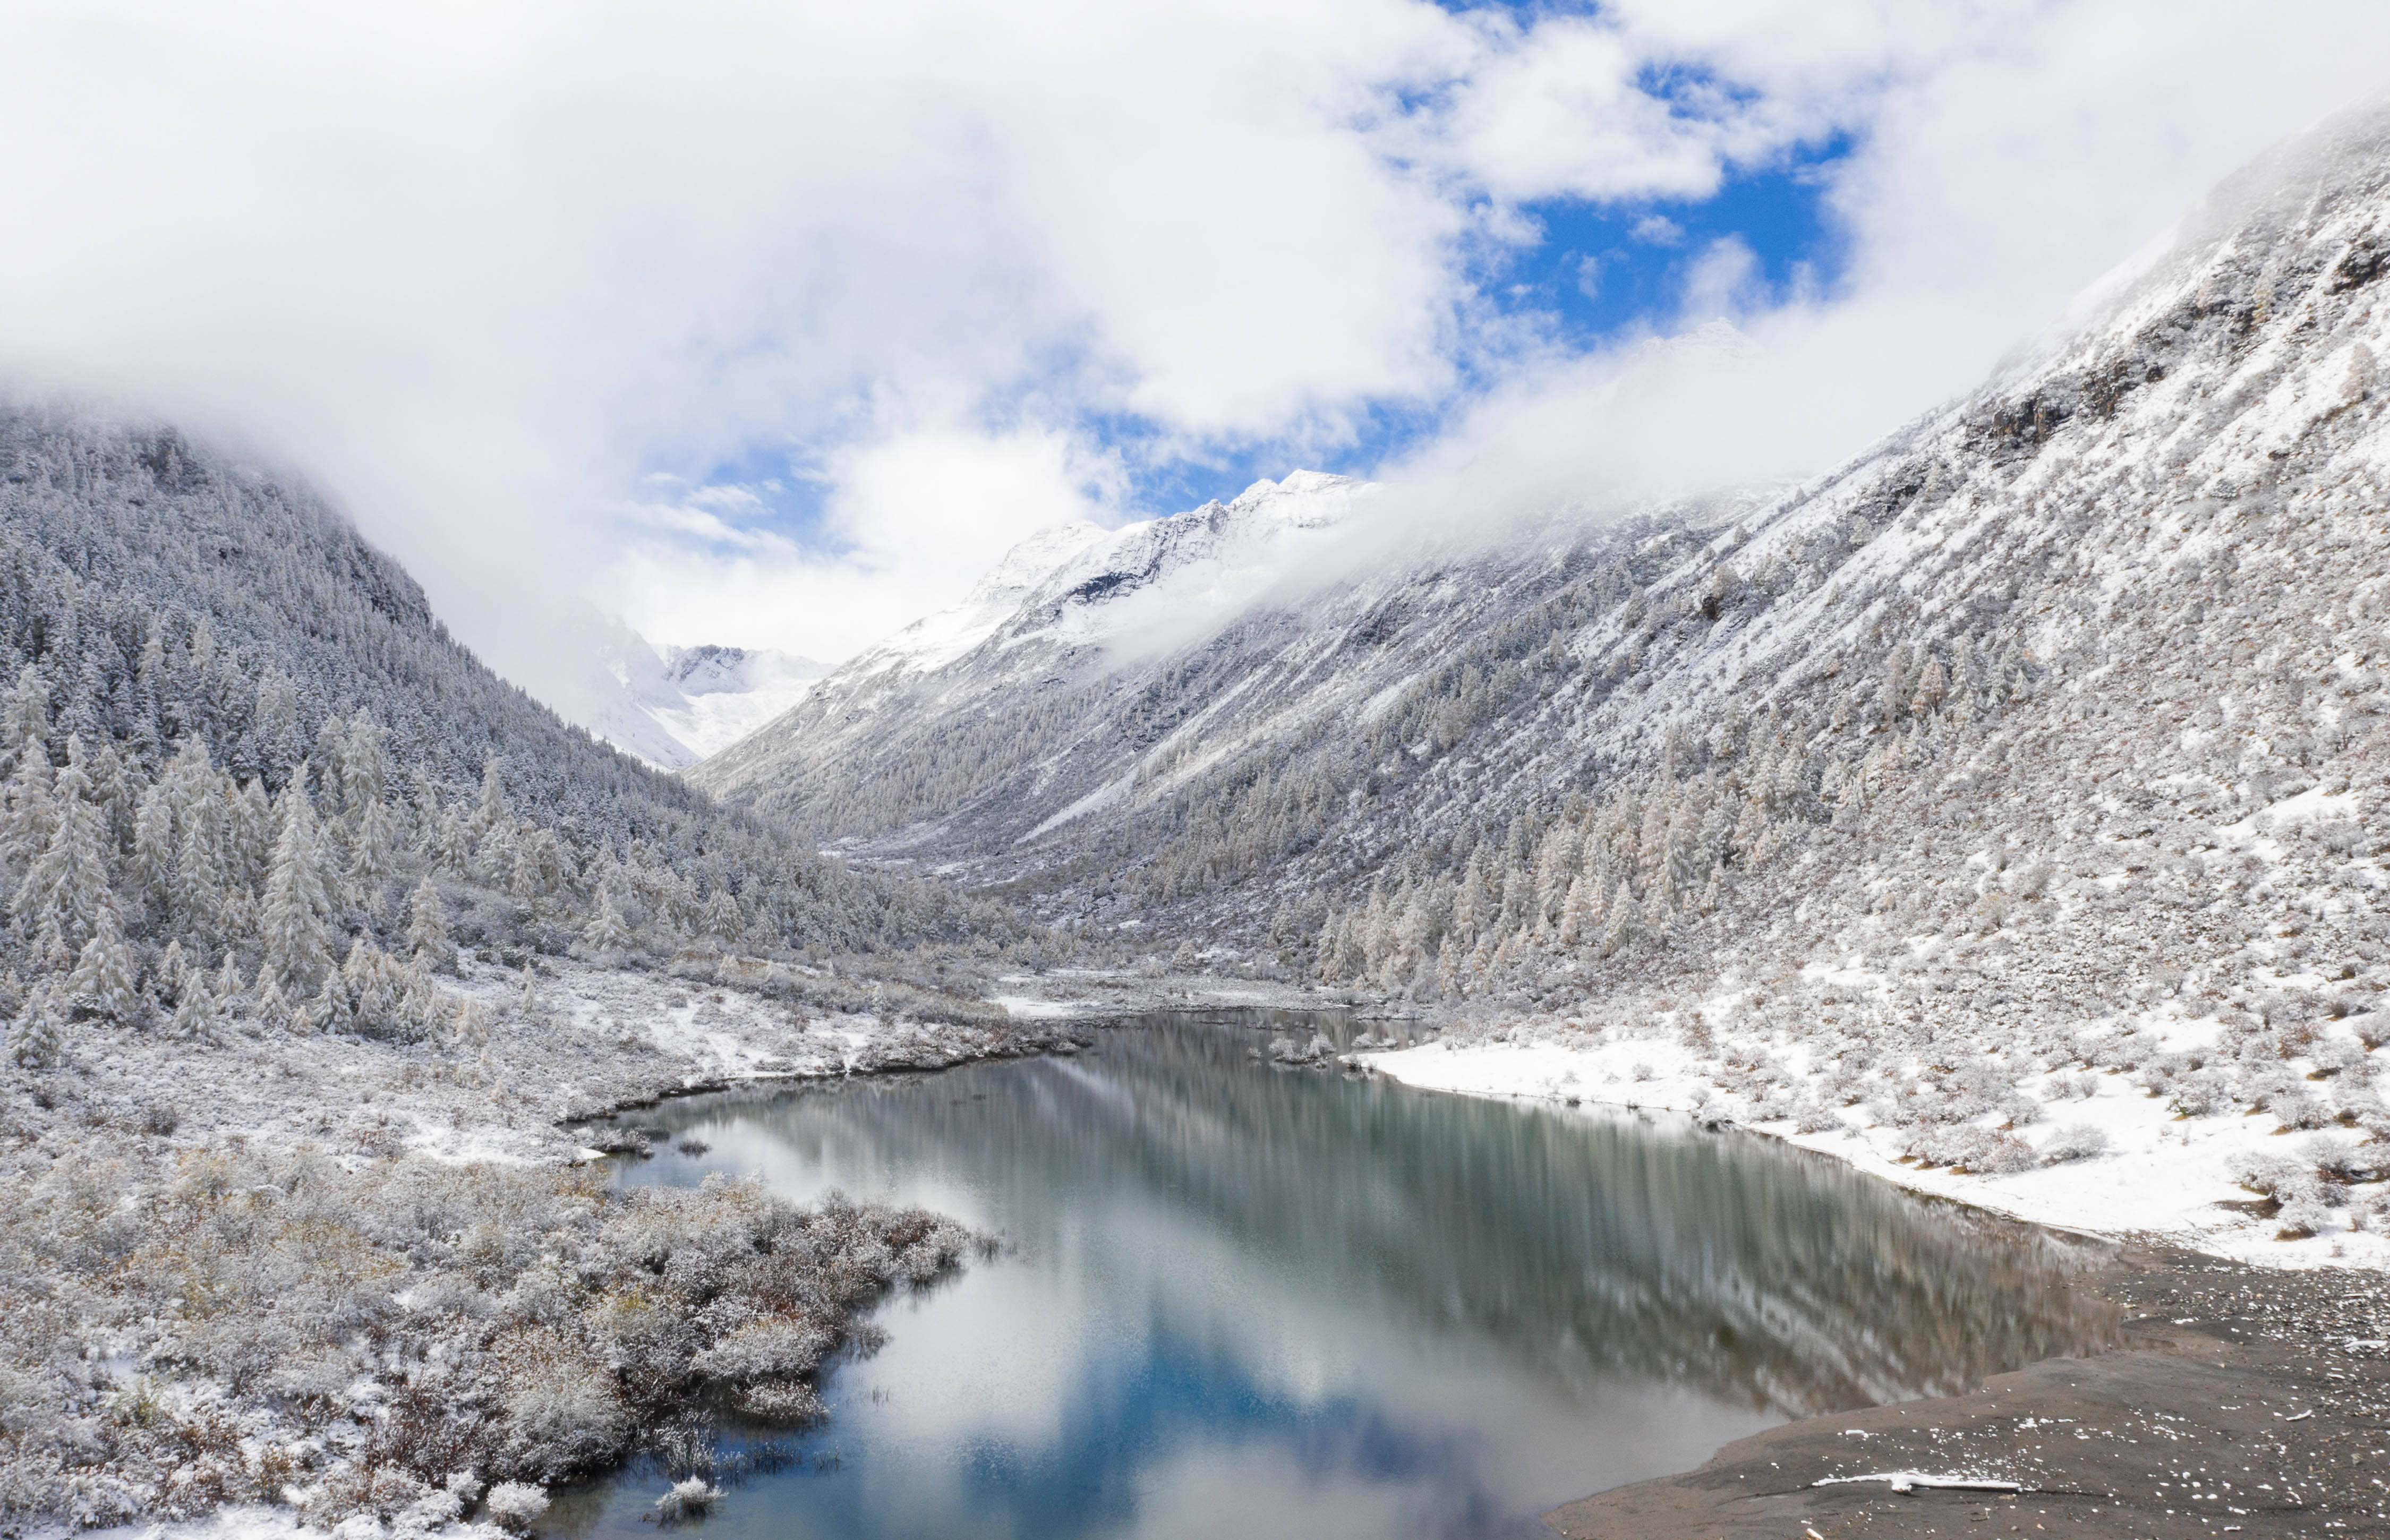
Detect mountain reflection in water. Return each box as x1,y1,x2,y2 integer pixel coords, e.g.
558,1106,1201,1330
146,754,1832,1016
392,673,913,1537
561,1012,2112,1540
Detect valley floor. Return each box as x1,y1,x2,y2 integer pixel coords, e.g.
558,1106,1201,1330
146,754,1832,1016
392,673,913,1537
2,954,1082,1538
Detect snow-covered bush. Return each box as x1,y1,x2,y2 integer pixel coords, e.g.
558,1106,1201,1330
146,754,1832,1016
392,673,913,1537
2166,1071,2237,1118
2038,1124,2110,1164
483,1481,549,1531
0,1144,986,1528
652,1477,720,1522
2226,1151,2330,1210
1902,1125,2036,1174
2266,1086,2335,1131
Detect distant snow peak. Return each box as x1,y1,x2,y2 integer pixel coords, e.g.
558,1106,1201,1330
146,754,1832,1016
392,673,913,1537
568,624,824,769
848,472,1371,683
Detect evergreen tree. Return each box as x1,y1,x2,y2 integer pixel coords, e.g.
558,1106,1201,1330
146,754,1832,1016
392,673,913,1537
67,908,139,1021
260,790,336,991
1598,881,1640,958
131,779,177,909
584,889,633,954
8,983,66,1068
13,741,114,952
405,875,455,971
0,664,50,773
170,970,217,1041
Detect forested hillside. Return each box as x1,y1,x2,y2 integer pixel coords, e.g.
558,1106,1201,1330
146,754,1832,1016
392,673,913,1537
0,403,1020,1050
699,104,2390,1035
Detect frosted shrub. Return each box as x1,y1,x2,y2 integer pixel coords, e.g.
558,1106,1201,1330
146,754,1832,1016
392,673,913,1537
2267,1087,2334,1131
653,1477,720,1522
740,1381,828,1425
2298,1133,2385,1184
1902,1125,2035,1174
2038,1124,2111,1163
2276,1194,2334,1238
2167,1071,2236,1118
2226,1151,2328,1208
2308,1035,2370,1076
1998,1093,2044,1127
483,1481,549,1531
495,1327,634,1477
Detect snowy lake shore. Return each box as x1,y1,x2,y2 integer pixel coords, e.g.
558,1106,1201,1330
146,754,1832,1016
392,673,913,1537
1364,1017,2390,1271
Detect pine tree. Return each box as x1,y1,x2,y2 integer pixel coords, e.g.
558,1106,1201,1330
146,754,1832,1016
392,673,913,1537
67,908,139,1021
170,970,217,1041
701,885,744,942
132,780,177,909
213,953,246,1006
255,971,291,1031
1,753,56,875
351,791,397,903
432,807,475,876
9,983,67,1068
474,756,509,836
584,889,633,955
153,937,190,1004
1599,881,1640,958
0,665,49,772
1557,874,1595,949
260,790,336,991
14,741,114,952
405,875,455,971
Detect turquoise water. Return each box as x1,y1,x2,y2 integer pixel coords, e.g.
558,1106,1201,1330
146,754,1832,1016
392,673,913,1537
555,1012,2108,1539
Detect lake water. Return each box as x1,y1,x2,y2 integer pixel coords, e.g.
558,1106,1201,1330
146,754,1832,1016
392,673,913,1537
556,1011,2112,1539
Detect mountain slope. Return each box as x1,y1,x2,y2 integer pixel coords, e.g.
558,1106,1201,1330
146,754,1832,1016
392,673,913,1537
0,401,1017,973
696,101,2390,1029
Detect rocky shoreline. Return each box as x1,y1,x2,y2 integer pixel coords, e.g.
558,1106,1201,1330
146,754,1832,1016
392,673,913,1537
1548,1242,2390,1539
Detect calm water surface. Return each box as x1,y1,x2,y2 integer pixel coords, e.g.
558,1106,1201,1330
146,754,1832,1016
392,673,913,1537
556,1012,2111,1539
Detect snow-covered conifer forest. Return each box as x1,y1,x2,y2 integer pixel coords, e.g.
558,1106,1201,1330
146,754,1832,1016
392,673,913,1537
14,71,2390,1540
0,405,1080,1527
700,112,2390,1256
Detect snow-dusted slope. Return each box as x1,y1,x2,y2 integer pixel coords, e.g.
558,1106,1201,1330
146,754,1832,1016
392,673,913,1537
653,644,824,762
696,467,1388,810
699,100,2390,1257
704,99,2390,991
562,622,825,770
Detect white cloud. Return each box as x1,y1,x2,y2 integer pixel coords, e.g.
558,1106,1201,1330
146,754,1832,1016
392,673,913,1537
2,0,2388,717
608,426,1120,660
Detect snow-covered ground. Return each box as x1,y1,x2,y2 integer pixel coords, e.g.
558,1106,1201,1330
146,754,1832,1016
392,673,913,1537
1370,1000,2390,1270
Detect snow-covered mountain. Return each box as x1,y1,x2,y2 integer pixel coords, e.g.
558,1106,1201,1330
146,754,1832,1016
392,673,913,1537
565,621,824,769
652,644,825,762
697,99,2390,1039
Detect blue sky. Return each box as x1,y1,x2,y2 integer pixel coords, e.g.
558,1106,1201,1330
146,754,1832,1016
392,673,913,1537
684,135,1857,556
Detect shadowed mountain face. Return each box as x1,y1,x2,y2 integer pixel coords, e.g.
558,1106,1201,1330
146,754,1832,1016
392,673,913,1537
692,106,2390,1030
579,1015,2112,1540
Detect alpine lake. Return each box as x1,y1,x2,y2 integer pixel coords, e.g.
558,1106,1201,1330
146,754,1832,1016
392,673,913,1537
552,1011,2112,1539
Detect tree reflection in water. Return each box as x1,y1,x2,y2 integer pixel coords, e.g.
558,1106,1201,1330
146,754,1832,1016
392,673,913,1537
563,1013,2113,1540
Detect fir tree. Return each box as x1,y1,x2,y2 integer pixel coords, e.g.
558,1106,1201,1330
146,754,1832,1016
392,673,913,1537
8,983,66,1068
406,874,454,969
260,790,336,991
584,889,633,955
67,908,139,1021
1598,881,1640,958
14,741,114,952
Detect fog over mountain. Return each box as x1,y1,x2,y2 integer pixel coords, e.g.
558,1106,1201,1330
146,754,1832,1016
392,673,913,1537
12,38,2390,1540
704,98,2390,1119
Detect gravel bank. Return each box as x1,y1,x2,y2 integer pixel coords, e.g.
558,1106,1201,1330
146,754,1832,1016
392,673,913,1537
1548,1243,2390,1539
